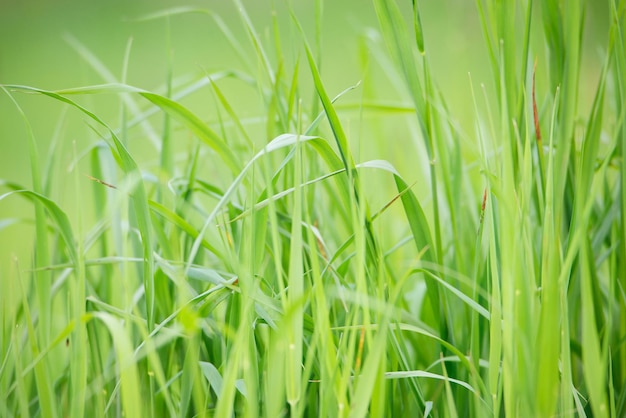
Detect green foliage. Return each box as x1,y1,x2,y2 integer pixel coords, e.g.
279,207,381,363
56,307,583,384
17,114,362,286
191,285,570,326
1,0,625,416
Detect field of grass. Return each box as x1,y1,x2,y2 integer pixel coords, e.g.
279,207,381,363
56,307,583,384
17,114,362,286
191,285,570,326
1,0,625,416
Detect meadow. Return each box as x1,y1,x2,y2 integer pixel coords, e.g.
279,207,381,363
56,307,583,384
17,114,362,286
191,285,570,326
1,0,625,416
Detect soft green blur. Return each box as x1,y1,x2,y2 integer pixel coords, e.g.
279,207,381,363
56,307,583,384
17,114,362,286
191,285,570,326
0,0,607,319
0,0,619,416
0,0,607,178
0,0,608,325
0,0,490,278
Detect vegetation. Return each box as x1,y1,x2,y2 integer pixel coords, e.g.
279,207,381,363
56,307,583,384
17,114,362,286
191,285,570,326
1,0,625,416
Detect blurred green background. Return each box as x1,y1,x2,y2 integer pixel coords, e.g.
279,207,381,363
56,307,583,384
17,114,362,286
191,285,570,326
0,0,608,275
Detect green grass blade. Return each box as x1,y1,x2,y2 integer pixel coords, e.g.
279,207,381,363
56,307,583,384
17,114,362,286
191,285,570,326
3,85,156,329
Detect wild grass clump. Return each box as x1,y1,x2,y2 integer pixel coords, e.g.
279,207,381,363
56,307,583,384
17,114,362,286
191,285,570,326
1,0,625,416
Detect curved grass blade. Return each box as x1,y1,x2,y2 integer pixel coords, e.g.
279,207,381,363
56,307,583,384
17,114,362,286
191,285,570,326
384,369,476,394
30,83,242,174
3,84,156,329
0,190,77,264
64,35,162,150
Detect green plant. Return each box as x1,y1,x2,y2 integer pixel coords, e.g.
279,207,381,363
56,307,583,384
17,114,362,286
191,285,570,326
1,0,625,416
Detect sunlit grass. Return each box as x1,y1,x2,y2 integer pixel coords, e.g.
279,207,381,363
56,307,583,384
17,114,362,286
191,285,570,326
1,0,625,417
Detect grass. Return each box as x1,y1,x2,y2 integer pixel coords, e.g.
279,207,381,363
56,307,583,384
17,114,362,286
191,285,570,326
1,0,625,416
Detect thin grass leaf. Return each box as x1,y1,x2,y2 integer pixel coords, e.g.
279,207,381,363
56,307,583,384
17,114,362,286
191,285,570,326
92,312,143,418
3,84,156,329
38,83,241,174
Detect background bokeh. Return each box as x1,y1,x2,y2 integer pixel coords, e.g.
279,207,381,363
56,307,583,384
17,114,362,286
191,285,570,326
0,0,608,276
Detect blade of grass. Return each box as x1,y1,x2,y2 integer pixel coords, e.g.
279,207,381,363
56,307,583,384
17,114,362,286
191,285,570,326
3,85,156,329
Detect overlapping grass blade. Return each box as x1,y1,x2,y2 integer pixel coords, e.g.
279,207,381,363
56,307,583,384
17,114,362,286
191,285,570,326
3,85,156,329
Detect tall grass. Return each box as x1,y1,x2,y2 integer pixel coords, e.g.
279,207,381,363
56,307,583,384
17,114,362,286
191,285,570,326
1,0,625,416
